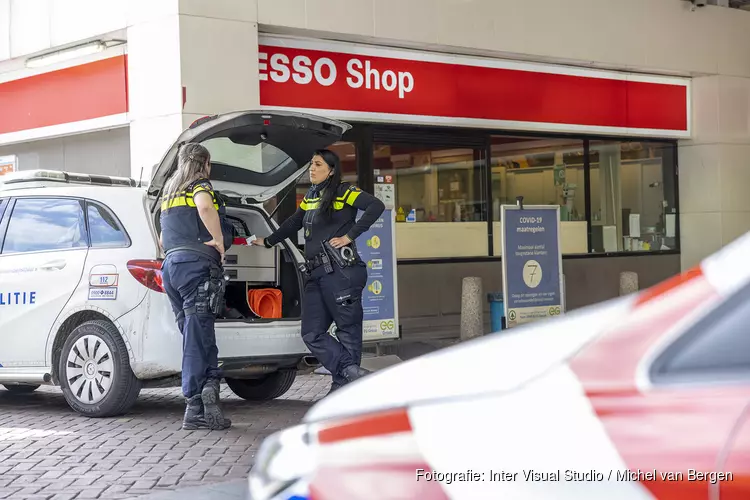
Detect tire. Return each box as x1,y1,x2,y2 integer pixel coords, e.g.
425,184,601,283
226,370,297,401
58,320,142,418
2,384,40,394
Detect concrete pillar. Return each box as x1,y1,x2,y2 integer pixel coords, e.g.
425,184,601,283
460,277,483,341
619,271,639,296
678,75,750,270
125,0,260,182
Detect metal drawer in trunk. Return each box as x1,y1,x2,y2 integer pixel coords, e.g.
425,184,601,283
224,245,279,285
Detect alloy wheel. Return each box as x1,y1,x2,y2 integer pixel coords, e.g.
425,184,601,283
65,334,114,405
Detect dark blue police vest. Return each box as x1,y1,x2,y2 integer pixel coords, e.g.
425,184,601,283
160,178,234,263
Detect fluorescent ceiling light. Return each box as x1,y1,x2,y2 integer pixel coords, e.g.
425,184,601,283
26,41,107,69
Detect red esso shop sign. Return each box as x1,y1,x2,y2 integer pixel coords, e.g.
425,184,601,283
258,42,690,137
259,51,415,99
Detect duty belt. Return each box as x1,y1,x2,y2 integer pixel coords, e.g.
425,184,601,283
303,241,360,275
165,244,222,265
306,253,327,271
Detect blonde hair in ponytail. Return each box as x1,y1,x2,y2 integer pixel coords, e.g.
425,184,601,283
163,143,211,201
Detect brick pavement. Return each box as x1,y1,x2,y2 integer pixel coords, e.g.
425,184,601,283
0,374,331,500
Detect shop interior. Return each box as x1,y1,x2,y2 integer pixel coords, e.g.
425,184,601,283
287,129,678,260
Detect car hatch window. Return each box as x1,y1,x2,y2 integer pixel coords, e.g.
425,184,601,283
0,198,7,221
1,197,87,254
86,201,130,248
650,280,750,384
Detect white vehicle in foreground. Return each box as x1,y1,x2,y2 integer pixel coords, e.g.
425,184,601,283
0,110,349,417
248,230,750,500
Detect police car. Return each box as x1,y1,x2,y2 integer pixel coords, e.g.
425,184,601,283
248,230,750,500
0,110,350,418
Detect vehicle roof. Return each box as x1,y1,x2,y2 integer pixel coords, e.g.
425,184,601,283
0,169,144,193
0,183,148,201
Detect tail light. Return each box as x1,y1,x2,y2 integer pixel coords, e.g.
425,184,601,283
127,260,165,293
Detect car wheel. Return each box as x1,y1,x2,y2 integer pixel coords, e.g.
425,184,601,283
225,370,297,401
58,320,142,418
2,384,40,394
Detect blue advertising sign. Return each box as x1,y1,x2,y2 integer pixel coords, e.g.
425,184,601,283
355,207,399,341
500,204,564,328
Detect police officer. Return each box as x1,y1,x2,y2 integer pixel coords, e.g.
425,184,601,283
253,149,385,394
159,142,234,430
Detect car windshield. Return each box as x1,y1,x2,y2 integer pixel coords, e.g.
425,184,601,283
201,137,297,174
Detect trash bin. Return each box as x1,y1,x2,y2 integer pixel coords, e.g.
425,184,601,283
487,292,505,332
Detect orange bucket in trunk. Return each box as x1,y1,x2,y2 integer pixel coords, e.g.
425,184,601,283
247,288,283,319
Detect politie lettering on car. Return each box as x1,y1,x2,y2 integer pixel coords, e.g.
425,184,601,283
0,291,37,306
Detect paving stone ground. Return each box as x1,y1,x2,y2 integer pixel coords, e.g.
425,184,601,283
0,374,332,500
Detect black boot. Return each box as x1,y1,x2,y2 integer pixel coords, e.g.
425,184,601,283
341,364,371,383
326,381,342,396
182,394,209,430
201,378,232,430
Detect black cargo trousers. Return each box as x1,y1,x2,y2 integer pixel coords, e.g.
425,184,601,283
161,250,226,398
300,258,368,390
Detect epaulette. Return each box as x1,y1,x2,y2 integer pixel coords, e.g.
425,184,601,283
188,178,213,193
339,182,361,194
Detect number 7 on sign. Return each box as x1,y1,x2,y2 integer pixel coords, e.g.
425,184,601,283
522,260,542,289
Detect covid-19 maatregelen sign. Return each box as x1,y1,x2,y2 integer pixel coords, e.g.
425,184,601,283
357,207,399,342
501,205,564,328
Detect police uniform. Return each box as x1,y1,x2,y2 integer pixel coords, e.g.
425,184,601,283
160,178,234,430
265,181,385,392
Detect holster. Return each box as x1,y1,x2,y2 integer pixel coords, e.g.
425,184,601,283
207,266,228,316
187,265,227,317
304,251,334,275
323,240,359,269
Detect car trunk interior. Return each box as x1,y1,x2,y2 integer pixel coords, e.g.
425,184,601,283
153,203,303,322
221,205,302,322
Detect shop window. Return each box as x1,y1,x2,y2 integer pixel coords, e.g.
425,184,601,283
490,137,588,255
374,143,488,259
588,141,677,253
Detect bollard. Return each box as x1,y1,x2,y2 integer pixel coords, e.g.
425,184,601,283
619,271,639,296
460,277,484,341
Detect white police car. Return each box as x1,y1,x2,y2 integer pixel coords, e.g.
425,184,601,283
0,110,350,417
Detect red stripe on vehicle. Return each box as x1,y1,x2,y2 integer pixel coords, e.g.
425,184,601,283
570,269,750,500
310,463,450,500
317,408,412,444
634,266,704,307
0,55,129,135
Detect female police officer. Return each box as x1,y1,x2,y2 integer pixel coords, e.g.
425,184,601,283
253,149,385,394
159,142,234,430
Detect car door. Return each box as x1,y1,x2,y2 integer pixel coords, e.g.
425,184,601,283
0,196,89,367
718,412,750,500
645,280,750,500
77,198,137,314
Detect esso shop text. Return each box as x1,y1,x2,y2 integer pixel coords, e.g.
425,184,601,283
259,52,415,99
